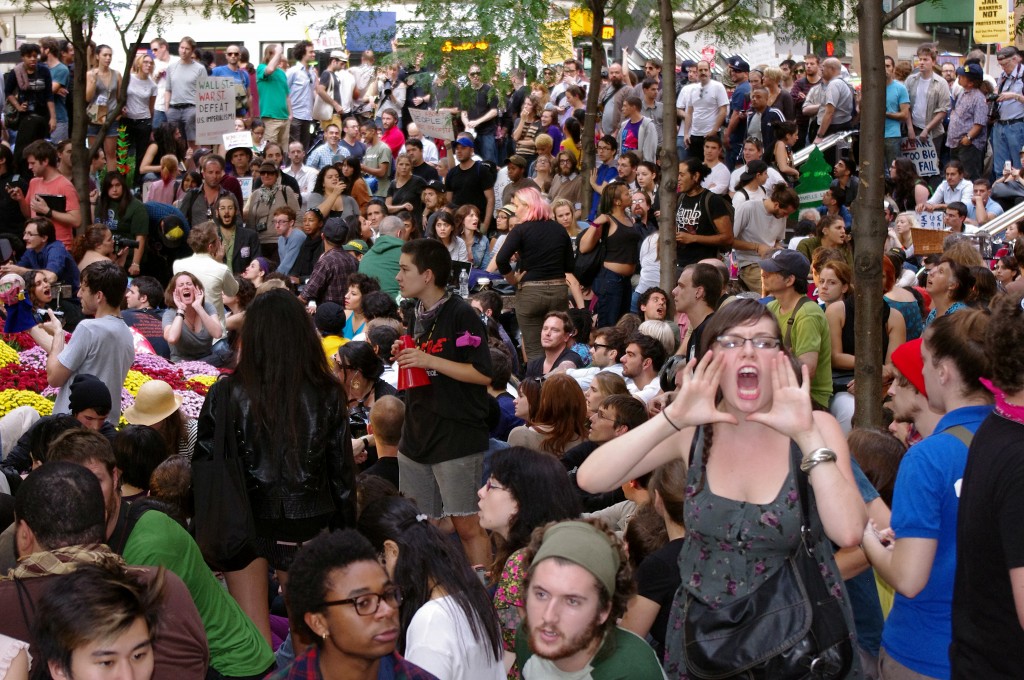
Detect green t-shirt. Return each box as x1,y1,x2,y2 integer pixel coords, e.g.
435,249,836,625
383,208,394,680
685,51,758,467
768,297,833,408
256,64,289,120
515,625,666,679
123,510,275,676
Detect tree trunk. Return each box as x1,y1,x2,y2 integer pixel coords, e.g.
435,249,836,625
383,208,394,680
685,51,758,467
852,0,886,428
657,0,679,308
70,21,94,233
580,0,606,221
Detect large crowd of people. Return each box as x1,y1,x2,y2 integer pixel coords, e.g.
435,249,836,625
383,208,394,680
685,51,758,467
0,30,1021,680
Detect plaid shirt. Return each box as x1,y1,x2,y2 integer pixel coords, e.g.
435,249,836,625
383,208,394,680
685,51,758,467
265,647,438,680
300,247,356,306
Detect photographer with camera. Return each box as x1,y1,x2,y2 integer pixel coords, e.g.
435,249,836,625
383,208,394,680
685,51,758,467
1,216,79,295
24,268,83,332
95,171,148,277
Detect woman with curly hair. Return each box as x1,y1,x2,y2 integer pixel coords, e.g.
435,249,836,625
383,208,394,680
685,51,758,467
507,374,588,457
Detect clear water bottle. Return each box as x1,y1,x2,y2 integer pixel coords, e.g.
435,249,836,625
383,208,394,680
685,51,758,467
459,268,469,297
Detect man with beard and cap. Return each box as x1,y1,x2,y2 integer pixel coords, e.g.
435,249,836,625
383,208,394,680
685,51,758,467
515,519,664,677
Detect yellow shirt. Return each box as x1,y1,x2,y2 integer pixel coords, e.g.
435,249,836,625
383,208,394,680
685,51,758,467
323,335,348,364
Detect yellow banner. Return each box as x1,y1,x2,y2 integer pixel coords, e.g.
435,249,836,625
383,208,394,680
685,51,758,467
975,0,1009,44
541,20,574,65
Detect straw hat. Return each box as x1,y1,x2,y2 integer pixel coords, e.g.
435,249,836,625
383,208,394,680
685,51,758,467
124,380,183,426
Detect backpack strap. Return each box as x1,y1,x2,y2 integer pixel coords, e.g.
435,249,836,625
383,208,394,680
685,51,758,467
945,425,975,449
783,296,813,352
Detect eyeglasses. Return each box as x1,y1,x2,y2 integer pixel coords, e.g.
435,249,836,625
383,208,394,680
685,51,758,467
272,218,291,224
226,52,240,56
259,170,278,175
591,342,610,350
715,335,782,350
597,145,612,151
484,479,508,492
23,231,38,237
323,586,403,616
469,71,481,77
698,86,706,99
595,410,620,425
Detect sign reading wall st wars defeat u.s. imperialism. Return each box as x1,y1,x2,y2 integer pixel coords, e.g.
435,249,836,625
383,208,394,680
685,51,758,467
196,77,236,145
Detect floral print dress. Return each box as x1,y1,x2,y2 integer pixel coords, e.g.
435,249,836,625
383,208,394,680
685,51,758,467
493,548,528,679
664,432,860,679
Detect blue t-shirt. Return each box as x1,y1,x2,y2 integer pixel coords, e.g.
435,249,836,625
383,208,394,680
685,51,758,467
19,241,79,294
965,197,1004,222
885,80,910,139
728,82,751,142
883,404,994,678
211,65,250,116
49,61,70,123
589,162,619,220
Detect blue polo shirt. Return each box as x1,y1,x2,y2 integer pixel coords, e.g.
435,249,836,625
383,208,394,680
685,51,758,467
883,404,994,679
19,241,79,294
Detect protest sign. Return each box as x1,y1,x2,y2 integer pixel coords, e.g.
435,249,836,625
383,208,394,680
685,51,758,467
409,108,455,141
196,77,236,145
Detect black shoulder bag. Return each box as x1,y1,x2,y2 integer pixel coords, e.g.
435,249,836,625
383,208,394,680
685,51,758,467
573,222,607,288
191,383,257,572
682,442,854,679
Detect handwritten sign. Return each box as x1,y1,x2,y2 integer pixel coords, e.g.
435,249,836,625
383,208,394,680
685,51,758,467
222,131,254,151
541,20,575,65
899,138,939,178
408,108,455,141
195,77,236,145
915,210,946,230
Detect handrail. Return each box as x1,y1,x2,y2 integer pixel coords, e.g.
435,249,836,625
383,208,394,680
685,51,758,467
981,196,1024,237
793,130,859,167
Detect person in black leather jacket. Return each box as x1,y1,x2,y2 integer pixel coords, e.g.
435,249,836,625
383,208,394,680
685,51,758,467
195,288,356,645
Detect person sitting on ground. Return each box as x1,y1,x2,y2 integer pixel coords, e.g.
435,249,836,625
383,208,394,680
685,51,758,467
161,272,222,363
71,223,117,271
508,373,588,458
122,275,171,359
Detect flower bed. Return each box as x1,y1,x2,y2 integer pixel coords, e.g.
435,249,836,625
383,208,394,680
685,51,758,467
0,332,220,420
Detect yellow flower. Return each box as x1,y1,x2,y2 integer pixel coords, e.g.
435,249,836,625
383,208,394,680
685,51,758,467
124,370,153,396
189,375,217,387
0,343,21,367
0,389,53,418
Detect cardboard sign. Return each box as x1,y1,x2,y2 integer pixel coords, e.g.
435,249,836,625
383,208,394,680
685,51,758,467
899,138,940,178
195,77,237,145
796,147,833,209
222,131,254,151
542,20,575,65
408,108,455,141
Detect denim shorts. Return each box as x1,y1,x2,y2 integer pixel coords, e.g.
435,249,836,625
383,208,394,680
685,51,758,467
397,452,484,518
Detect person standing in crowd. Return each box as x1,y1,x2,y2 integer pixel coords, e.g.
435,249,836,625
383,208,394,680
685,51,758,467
951,294,1024,679
164,37,206,150
578,299,864,677
884,55,911,171
582,181,642,327
10,139,80,250
211,44,250,121
946,63,987,181
44,261,134,424
905,43,951,153
496,187,574,360
445,137,495,232
790,54,822,150
150,37,176,130
40,37,70,144
394,238,492,567
287,40,317,151
679,60,728,161
124,53,157,183
256,44,289,149
195,289,357,647
5,42,55,174
598,62,630,137
514,520,665,675
811,57,857,156
361,119,394,198
992,46,1024,177
588,135,619,220
316,50,354,129
864,313,994,680
461,63,500,164
723,57,751,168
299,219,358,307
675,157,733,269
618,95,657,163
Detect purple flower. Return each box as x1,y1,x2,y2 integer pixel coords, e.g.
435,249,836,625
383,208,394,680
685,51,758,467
760,511,780,528
718,541,735,552
178,390,205,419
754,560,767,575
787,489,799,505
725,578,738,596
689,572,702,588
699,547,711,561
18,346,47,369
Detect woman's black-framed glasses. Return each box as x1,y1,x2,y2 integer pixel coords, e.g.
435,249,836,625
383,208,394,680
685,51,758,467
322,586,403,616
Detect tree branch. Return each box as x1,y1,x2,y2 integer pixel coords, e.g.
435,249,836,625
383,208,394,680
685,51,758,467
682,0,746,33
882,0,929,26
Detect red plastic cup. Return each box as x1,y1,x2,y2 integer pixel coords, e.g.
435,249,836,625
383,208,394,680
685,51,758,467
398,335,431,390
